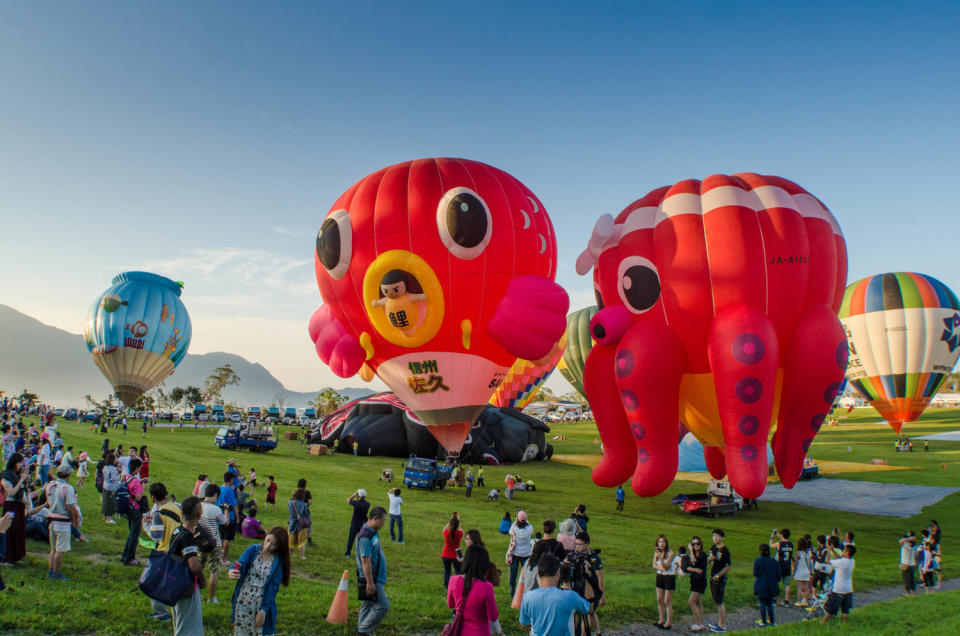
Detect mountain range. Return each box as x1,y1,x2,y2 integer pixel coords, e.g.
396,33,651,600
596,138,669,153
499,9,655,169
0,304,373,408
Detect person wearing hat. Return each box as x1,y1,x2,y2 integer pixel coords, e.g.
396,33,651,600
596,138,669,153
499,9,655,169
345,489,370,557
45,463,80,580
226,458,241,487
507,510,534,597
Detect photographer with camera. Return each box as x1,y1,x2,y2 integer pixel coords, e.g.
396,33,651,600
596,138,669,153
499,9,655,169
520,552,590,636
899,531,918,595
561,532,604,636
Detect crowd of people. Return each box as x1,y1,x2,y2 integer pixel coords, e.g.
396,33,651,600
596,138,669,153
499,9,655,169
0,400,953,636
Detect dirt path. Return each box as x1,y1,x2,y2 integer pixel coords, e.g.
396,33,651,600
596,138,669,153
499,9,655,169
608,577,960,634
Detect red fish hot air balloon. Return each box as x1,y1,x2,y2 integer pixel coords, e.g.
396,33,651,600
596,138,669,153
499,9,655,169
309,158,568,454
576,174,848,499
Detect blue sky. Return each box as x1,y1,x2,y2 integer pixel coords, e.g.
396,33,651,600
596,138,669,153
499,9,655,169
1,2,957,393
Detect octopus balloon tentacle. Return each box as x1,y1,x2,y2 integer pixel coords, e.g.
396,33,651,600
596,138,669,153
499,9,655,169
584,342,641,488
774,304,848,487
706,306,780,500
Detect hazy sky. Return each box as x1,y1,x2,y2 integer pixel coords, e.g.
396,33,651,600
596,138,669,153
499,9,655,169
1,2,957,394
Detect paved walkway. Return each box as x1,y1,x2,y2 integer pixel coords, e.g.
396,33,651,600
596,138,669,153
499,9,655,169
608,577,959,634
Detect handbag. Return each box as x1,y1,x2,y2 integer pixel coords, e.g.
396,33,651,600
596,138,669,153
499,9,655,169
138,548,194,606
441,585,469,636
295,503,312,530
899,562,910,571
357,574,378,601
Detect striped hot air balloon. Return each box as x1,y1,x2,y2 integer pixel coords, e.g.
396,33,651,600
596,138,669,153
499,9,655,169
490,333,566,410
839,272,960,434
83,272,192,406
556,306,598,401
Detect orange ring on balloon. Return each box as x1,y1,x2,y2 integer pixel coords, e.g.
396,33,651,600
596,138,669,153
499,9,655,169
362,250,445,348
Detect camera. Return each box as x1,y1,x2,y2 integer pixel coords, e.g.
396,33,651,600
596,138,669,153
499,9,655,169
560,549,601,599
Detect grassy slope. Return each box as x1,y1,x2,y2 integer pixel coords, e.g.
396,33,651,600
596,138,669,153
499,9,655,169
765,589,960,635
1,408,958,635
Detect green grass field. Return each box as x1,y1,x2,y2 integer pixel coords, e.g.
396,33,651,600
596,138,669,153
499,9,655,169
767,589,960,635
2,408,958,635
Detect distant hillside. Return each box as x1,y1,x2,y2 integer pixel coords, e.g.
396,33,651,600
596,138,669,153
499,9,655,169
0,304,372,408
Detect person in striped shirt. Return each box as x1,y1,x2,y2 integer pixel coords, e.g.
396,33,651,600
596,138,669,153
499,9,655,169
200,484,227,603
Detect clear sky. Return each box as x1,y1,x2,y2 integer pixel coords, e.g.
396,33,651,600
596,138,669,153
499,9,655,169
1,2,957,394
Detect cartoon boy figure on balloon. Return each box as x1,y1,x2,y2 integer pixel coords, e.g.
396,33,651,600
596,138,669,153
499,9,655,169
371,270,427,336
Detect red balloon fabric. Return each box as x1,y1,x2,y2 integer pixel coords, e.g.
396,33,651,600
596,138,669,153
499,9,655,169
578,173,847,498
310,158,568,453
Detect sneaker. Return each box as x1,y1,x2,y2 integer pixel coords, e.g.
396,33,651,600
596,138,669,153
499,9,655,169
105,519,116,524
755,619,765,626
149,613,170,620
780,600,791,607
709,627,727,634
49,572,70,581
707,625,719,631
397,540,406,544
207,598,220,604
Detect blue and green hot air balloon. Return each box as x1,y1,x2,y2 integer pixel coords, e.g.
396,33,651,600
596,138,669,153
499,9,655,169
82,271,192,406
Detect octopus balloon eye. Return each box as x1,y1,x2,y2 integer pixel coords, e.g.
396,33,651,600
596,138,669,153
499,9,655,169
316,209,351,279
436,187,492,260
617,256,660,314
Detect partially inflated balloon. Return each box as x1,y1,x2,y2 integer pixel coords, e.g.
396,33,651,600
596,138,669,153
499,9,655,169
83,272,192,405
490,334,566,410
839,273,960,434
309,158,569,453
578,174,847,499
557,306,598,400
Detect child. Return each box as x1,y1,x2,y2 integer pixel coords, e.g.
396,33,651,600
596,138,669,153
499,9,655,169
76,452,89,488
487,489,499,501
248,467,258,488
498,511,511,534
674,546,688,578
266,475,277,511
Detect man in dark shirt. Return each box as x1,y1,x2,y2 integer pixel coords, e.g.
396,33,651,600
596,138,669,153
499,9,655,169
345,488,370,557
707,528,732,633
530,519,565,569
770,528,794,606
170,496,205,634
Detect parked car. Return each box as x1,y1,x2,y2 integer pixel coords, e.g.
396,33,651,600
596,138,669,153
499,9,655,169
299,416,311,427
63,408,78,421
181,412,194,422
228,412,242,423
282,416,297,425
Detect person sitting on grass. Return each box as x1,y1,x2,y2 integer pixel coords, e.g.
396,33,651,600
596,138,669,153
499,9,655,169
242,508,267,540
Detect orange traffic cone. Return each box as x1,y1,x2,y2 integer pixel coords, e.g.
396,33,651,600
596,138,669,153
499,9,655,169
511,577,525,609
326,570,350,624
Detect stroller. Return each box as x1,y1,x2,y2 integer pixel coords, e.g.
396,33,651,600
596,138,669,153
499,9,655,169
803,574,834,621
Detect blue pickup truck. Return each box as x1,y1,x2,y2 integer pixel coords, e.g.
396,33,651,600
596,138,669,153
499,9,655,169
402,456,453,490
215,425,278,453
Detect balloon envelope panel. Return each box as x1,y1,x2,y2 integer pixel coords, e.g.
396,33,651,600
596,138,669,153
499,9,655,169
839,272,960,433
83,271,191,404
558,306,597,400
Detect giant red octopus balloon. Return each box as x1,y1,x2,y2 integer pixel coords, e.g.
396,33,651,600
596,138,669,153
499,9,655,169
310,158,568,454
576,174,848,499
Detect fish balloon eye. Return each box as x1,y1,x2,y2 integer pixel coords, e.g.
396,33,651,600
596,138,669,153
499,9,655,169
436,187,492,260
316,209,352,279
617,256,660,314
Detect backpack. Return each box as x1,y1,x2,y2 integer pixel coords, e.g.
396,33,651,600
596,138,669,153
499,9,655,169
116,475,134,515
193,523,217,554
95,461,105,493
